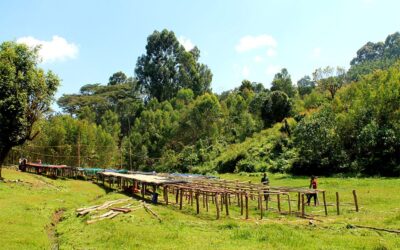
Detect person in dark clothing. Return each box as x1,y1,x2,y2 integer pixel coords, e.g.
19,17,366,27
18,158,27,172
307,176,318,206
261,172,269,185
261,172,270,202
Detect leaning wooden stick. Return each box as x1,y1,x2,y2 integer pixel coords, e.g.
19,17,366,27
143,203,162,222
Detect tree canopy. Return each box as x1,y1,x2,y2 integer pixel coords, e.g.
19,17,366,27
0,41,60,178
135,29,212,102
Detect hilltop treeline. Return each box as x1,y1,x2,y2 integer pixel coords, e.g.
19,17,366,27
14,30,400,176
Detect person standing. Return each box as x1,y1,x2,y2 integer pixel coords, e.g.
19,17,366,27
261,172,269,185
307,176,318,206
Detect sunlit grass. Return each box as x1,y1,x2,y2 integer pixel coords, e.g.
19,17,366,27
1,169,399,249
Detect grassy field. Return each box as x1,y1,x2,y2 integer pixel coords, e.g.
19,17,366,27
0,168,399,250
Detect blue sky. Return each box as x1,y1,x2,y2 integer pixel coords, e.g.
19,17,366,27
1,0,400,106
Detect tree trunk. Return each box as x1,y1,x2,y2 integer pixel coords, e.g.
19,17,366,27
0,146,12,179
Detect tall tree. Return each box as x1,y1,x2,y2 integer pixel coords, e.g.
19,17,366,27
313,66,346,99
270,68,296,97
261,91,292,127
348,32,400,81
135,29,212,101
108,71,127,86
297,75,315,97
0,41,60,178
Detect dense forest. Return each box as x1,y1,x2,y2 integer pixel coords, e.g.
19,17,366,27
4,30,400,176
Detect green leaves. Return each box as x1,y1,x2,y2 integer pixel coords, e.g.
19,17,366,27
135,29,212,102
0,41,60,172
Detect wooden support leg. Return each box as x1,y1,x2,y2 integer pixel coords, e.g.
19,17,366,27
260,193,263,219
196,192,200,214
180,188,184,210
322,191,328,216
175,188,179,204
265,194,269,211
164,186,169,205
336,192,340,215
225,193,229,216
240,193,244,216
297,192,301,211
215,193,220,219
206,193,209,212
220,194,224,212
277,194,281,213
245,193,249,220
301,194,305,217
352,190,359,212
287,194,291,215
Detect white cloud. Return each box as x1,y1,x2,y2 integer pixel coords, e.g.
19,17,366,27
242,66,250,78
17,35,78,63
235,34,277,52
254,55,264,63
267,48,277,57
265,65,280,76
178,36,195,51
312,47,321,59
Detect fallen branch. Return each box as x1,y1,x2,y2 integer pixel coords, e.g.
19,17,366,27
350,224,400,234
143,203,162,223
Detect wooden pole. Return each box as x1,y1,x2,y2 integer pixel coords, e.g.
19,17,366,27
179,188,184,210
215,193,220,219
297,192,301,211
164,186,169,205
260,192,264,219
220,194,224,212
175,188,179,204
77,133,81,168
240,192,244,215
352,190,359,212
245,193,249,220
265,194,269,211
196,192,200,214
277,194,281,213
287,194,291,215
322,191,328,216
206,192,209,212
301,194,305,217
225,193,229,216
336,192,340,215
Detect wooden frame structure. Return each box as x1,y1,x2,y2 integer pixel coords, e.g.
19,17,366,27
20,164,359,220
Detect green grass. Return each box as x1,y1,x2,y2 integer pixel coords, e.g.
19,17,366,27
1,168,399,249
